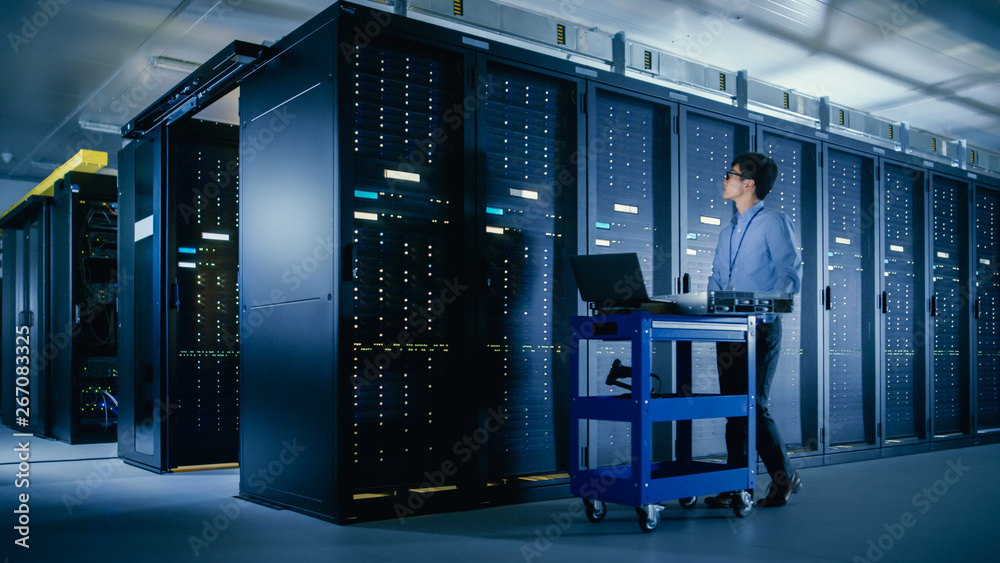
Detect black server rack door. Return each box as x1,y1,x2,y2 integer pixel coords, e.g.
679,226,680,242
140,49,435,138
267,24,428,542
117,134,165,468
239,17,337,517
49,182,74,442
76,188,119,442
51,175,119,444
26,208,49,436
346,33,467,491
678,109,751,458
825,148,877,448
759,129,820,455
882,162,927,441
586,86,673,468
975,186,1000,431
480,60,576,478
166,120,240,467
931,174,970,437
1,230,14,426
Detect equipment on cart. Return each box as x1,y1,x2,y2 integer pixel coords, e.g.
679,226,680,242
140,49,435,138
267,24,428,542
569,252,793,316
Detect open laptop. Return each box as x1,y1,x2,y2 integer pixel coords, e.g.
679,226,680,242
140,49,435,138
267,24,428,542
568,252,653,310
569,252,793,315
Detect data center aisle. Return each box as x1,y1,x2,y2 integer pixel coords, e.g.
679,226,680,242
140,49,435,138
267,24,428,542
1,434,997,562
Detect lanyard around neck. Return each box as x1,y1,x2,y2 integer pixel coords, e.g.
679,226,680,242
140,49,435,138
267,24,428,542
729,206,763,278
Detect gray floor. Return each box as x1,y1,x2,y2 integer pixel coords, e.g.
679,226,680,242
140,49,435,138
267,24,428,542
1,433,997,562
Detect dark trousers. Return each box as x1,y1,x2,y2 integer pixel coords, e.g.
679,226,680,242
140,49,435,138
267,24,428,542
716,317,793,479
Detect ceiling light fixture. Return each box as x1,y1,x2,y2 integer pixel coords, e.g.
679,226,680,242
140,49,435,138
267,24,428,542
79,120,123,135
150,55,201,74
31,160,63,171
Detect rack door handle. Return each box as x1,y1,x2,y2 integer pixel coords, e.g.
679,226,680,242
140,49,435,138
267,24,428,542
169,281,180,311
682,273,691,294
881,291,889,314
930,295,937,317
342,243,356,281
825,286,832,310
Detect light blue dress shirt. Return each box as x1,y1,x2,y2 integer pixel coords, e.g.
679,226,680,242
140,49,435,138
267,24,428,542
707,200,802,296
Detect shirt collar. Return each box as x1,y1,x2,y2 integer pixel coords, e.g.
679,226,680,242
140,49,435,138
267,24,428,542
732,200,765,226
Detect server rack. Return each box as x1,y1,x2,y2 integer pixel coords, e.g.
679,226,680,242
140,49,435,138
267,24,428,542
974,184,1000,432
758,127,822,458
476,57,578,479
582,82,675,469
930,172,972,439
676,108,751,459
823,146,879,453
48,172,119,443
349,31,468,490
239,4,584,522
880,160,928,444
117,118,240,472
0,198,50,435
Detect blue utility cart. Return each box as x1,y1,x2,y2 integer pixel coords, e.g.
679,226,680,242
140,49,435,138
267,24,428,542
569,311,758,532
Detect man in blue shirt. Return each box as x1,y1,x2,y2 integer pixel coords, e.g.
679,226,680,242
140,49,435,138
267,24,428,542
704,152,803,509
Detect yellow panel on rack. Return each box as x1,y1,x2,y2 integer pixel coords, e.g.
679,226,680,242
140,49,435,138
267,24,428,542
0,149,108,224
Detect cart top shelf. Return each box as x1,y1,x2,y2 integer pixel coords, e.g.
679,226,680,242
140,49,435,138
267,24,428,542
571,312,758,344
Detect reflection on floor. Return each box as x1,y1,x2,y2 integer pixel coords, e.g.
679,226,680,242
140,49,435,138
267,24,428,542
1,433,997,562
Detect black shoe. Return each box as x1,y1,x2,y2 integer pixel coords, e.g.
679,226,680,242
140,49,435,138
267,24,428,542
704,491,737,508
756,470,802,508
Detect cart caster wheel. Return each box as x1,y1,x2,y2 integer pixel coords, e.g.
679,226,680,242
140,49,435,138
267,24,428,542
678,496,697,509
583,499,606,522
636,505,660,533
732,490,754,518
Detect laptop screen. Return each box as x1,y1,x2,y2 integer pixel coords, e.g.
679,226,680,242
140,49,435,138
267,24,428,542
569,253,651,306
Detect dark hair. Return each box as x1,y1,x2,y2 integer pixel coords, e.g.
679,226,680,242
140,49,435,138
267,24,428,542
732,153,777,200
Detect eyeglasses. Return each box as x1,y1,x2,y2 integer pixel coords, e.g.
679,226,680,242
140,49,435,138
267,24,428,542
724,170,751,181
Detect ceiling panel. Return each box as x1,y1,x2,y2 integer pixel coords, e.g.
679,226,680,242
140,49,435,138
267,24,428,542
2,0,999,183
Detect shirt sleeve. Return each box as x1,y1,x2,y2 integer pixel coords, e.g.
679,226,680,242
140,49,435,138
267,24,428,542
768,213,802,293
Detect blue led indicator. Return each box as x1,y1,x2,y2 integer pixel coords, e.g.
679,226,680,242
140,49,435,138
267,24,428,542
355,190,379,200
687,233,697,240
486,207,504,215
596,222,611,230
178,247,197,254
